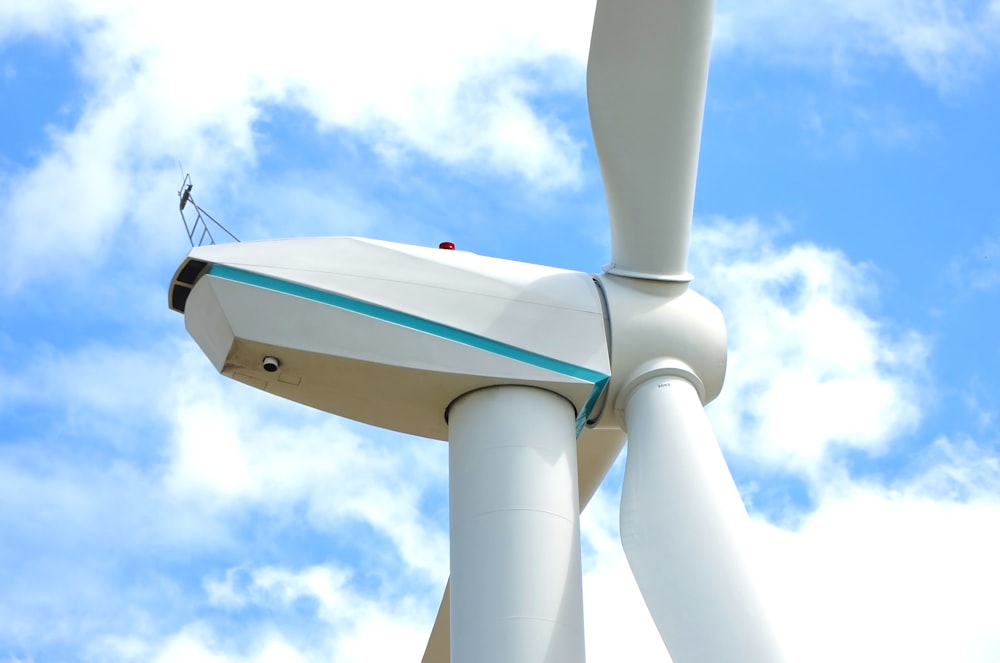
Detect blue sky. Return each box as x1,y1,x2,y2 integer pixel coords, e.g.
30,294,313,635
2,1,999,661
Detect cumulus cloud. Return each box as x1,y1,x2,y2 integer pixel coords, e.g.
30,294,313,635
759,448,1000,662
0,341,174,430
143,624,314,663
714,0,1000,90
0,340,447,657
0,0,593,285
5,0,998,286
579,435,1000,663
164,347,450,580
73,453,1000,663
89,562,435,662
689,218,928,475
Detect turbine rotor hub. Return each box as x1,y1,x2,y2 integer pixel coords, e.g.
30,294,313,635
595,273,728,430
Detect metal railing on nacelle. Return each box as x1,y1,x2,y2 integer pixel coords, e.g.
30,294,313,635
178,173,239,247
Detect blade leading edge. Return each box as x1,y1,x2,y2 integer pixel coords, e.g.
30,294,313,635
588,0,715,281
619,376,786,663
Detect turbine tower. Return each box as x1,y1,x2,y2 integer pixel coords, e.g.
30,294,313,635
168,1,787,661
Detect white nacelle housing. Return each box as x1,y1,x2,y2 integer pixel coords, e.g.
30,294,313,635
169,237,611,440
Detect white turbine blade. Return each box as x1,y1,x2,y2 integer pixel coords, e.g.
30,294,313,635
577,427,628,510
421,427,626,663
421,581,450,663
588,0,715,280
619,376,786,663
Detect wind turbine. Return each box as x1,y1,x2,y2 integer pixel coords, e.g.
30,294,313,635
167,1,787,661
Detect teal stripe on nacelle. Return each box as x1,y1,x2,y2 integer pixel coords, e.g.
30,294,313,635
208,264,609,435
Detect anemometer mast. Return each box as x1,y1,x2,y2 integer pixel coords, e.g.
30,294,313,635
177,173,239,248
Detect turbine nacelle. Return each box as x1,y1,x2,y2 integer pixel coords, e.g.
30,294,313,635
169,236,611,440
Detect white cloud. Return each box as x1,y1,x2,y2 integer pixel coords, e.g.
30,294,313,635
0,0,81,41
144,623,314,663
714,0,1000,91
794,97,936,158
5,0,996,287
581,479,666,662
690,218,928,475
948,235,1000,291
0,0,594,285
164,347,450,580
175,562,432,663
0,338,449,658
761,461,1000,661
0,341,173,429
579,434,1000,663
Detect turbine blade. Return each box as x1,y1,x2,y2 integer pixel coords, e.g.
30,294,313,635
421,581,450,663
588,0,715,280
577,427,628,510
619,376,786,662
420,428,626,663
